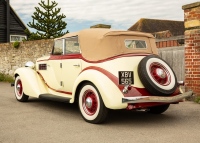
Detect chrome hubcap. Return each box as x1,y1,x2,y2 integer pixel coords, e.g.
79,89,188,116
17,84,21,91
156,68,166,78
82,89,98,116
16,79,23,96
150,62,171,86
85,97,93,108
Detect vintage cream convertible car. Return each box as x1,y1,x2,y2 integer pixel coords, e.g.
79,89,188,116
14,28,192,124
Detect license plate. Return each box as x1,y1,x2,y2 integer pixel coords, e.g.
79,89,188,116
119,71,134,85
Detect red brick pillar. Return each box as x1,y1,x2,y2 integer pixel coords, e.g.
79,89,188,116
183,2,200,94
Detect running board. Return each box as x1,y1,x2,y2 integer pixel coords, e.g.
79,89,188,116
39,94,71,103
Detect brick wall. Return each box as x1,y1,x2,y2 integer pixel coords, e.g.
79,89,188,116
183,2,200,94
156,40,179,48
156,35,184,48
0,39,53,76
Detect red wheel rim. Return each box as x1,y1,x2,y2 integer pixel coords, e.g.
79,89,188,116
150,62,171,86
82,89,98,116
16,79,23,96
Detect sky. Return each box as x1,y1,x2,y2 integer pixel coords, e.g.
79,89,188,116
10,0,197,33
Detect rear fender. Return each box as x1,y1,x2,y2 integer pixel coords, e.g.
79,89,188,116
72,69,127,109
14,67,48,98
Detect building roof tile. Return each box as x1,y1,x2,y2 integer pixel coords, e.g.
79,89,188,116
128,18,184,36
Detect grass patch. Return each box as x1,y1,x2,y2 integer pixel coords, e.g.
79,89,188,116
194,96,200,104
0,73,14,83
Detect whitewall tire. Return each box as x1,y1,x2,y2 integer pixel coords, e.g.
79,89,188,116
78,82,108,124
14,76,29,102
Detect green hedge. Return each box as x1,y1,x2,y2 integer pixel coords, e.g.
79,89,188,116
0,73,14,83
195,96,200,104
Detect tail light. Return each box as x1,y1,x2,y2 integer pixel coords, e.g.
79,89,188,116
122,85,132,94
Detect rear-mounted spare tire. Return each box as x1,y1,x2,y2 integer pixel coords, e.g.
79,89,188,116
138,55,177,96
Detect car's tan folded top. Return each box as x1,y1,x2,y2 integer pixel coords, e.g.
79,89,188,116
56,28,158,61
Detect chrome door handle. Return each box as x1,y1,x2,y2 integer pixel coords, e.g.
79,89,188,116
73,64,80,67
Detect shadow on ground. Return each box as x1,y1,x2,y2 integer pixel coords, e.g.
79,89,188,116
26,97,177,125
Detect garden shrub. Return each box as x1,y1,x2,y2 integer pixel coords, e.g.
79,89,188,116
13,41,20,48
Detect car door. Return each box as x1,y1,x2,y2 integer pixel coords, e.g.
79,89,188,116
43,39,63,91
60,36,82,93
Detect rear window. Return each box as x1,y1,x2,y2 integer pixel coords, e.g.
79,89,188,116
125,40,147,49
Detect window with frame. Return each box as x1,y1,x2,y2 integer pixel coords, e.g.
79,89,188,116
125,40,147,49
10,35,27,42
64,36,80,54
52,37,80,55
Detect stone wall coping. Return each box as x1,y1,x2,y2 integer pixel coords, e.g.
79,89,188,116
182,2,200,10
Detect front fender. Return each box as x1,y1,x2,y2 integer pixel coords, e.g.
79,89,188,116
72,69,127,109
14,67,48,98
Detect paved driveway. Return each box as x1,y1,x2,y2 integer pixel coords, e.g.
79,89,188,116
0,82,200,143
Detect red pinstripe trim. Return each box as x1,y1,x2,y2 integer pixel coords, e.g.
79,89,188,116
82,66,150,97
37,72,72,95
82,66,181,97
82,66,118,86
37,53,151,63
49,54,82,60
82,53,151,63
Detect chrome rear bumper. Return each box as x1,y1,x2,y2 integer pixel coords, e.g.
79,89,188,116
122,91,193,103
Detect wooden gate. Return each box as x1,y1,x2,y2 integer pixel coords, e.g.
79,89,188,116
158,46,185,81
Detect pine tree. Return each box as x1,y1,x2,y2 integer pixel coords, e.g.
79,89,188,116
27,0,68,40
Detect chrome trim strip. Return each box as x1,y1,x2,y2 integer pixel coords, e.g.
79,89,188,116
122,91,193,103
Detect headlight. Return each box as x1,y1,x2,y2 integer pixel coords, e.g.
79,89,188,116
25,61,35,69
